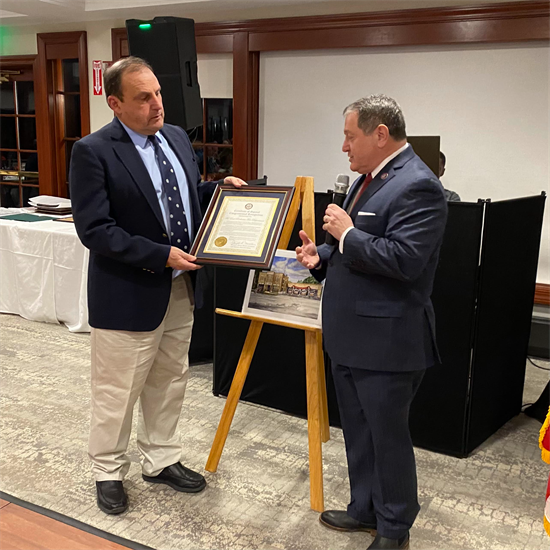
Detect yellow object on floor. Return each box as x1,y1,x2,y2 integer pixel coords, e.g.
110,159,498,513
540,407,550,536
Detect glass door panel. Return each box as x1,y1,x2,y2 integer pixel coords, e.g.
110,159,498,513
0,151,18,170
62,59,80,92
18,118,37,150
0,77,39,207
188,98,233,182
205,99,232,144
64,95,81,138
1,117,17,149
16,81,35,115
0,82,15,114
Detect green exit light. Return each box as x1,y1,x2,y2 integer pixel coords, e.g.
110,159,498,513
139,23,152,29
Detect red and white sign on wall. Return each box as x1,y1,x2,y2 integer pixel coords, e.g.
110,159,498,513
93,60,102,95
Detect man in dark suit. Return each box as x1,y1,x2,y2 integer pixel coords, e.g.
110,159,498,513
296,95,447,549
70,56,245,515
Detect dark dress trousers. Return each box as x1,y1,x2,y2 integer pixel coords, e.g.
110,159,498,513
69,118,217,331
314,145,448,539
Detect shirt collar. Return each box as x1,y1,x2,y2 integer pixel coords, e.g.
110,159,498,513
371,142,409,179
118,119,159,150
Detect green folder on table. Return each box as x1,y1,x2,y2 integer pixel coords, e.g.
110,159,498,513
0,213,59,222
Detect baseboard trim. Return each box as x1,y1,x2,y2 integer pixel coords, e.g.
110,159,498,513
0,491,155,550
535,283,550,306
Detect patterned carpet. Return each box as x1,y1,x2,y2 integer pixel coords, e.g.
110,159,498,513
0,312,548,550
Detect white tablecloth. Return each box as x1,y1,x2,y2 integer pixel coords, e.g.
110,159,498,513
0,215,90,332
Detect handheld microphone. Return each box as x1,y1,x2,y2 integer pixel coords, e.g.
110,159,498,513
325,174,350,246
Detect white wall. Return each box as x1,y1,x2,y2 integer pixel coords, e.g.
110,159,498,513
259,44,550,283
198,53,232,99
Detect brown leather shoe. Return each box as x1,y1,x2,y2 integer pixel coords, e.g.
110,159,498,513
143,462,206,493
319,510,377,534
367,533,410,549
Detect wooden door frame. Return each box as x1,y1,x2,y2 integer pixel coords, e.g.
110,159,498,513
36,31,89,197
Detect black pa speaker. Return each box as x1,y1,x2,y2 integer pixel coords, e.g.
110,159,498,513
126,17,203,130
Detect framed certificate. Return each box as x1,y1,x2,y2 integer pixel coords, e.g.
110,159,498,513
190,185,295,269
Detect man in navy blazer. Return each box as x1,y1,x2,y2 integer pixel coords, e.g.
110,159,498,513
296,95,447,549
70,56,245,515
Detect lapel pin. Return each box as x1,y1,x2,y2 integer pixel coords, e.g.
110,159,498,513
381,173,389,180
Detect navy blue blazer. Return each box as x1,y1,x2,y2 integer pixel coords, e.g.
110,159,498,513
69,118,217,331
314,145,448,372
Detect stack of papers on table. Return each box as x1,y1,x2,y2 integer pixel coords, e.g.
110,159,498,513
29,196,72,215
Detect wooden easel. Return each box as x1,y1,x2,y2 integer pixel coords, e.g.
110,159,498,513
205,176,330,512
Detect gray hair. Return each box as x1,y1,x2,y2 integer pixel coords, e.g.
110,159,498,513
104,56,154,100
343,94,407,141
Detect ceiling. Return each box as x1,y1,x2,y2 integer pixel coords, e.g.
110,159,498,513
0,0,535,27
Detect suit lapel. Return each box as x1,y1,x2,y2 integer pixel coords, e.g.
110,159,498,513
351,145,415,216
110,119,166,231
352,172,396,215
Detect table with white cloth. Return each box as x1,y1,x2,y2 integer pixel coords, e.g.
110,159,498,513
0,213,90,332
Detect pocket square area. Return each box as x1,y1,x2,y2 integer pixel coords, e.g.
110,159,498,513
358,212,376,216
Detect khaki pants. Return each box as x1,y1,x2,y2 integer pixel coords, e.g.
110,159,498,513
88,274,194,481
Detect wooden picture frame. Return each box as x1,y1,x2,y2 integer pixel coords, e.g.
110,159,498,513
190,185,294,268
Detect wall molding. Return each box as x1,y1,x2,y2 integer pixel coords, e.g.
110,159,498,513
112,27,234,60
112,1,549,58
0,54,38,69
195,1,550,35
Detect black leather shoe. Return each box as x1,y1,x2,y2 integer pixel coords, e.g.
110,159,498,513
96,481,128,515
367,533,410,549
142,462,206,493
319,510,377,534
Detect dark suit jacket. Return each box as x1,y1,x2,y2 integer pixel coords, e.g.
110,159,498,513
314,145,448,372
69,118,217,331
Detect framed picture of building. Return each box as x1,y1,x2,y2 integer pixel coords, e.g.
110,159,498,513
242,249,324,329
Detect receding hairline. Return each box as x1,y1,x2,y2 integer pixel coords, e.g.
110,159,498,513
118,65,156,92
104,56,155,100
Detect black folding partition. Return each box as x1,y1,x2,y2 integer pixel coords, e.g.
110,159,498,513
211,193,546,457
408,202,484,456
466,196,546,453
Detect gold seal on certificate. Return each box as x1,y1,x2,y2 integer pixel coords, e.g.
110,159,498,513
190,185,294,269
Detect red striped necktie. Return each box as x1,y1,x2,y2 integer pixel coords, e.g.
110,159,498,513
347,172,373,213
